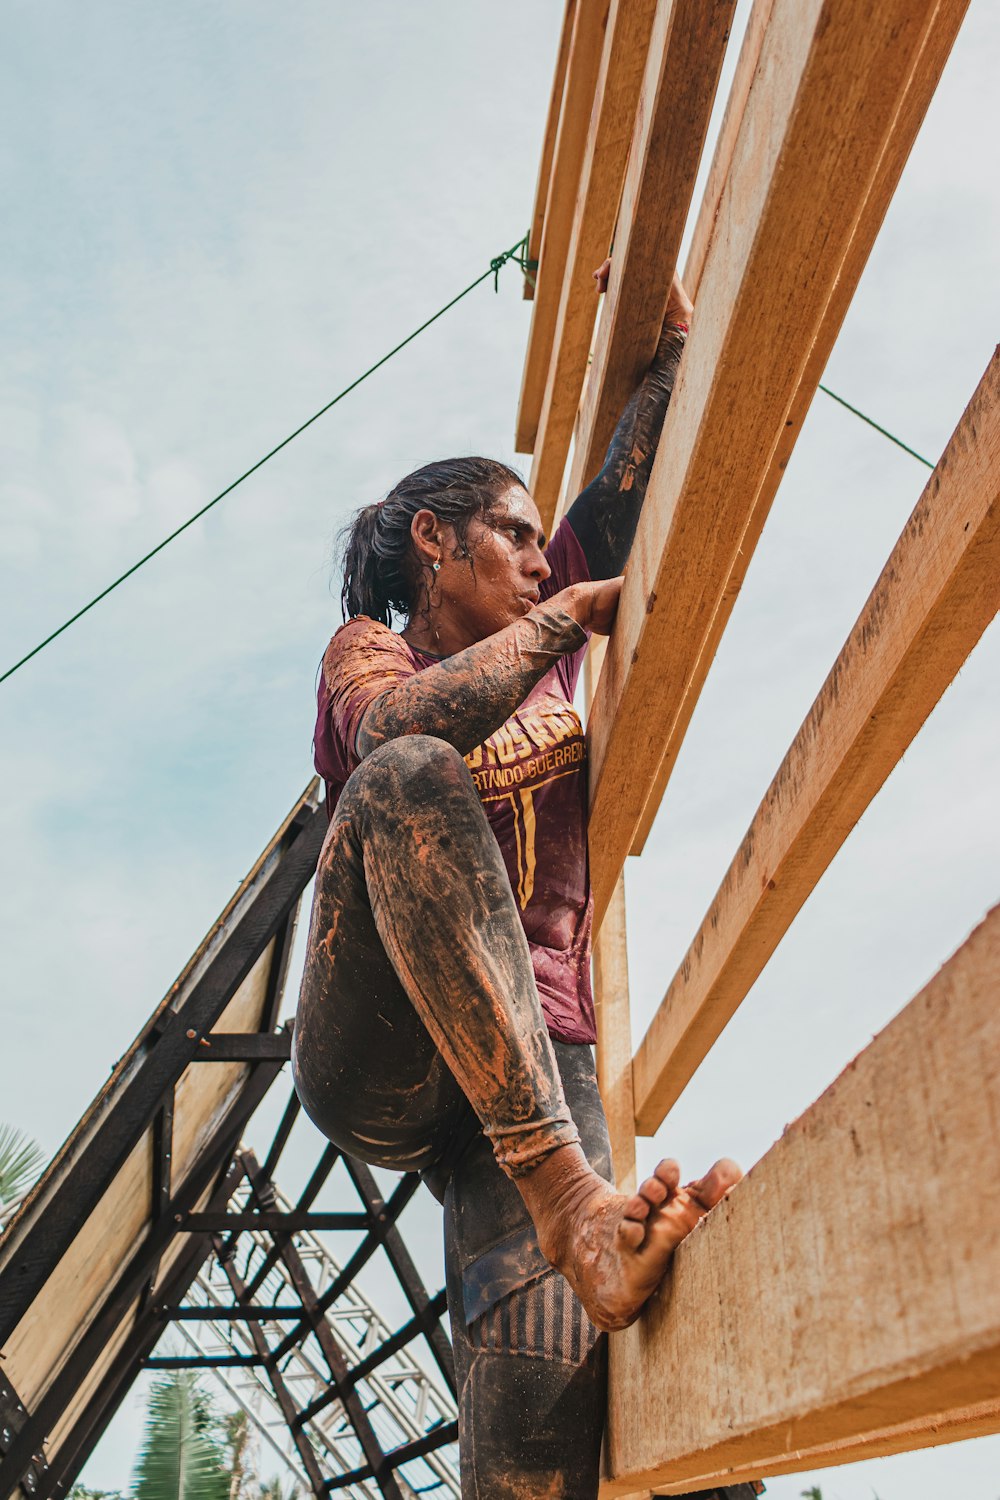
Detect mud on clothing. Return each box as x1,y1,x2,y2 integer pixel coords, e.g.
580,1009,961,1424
292,322,744,1497
314,516,596,1044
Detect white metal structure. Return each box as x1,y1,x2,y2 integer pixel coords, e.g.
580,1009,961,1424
159,1181,460,1500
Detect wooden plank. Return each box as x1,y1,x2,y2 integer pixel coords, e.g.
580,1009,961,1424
629,0,971,855
526,0,659,522
523,1,577,302
0,1070,279,1500
515,0,608,451
561,0,736,505
0,780,322,1342
605,905,1000,1494
586,0,971,923
645,1398,1000,1492
682,0,776,301
633,348,1000,1133
621,0,773,857
586,638,637,1194
593,873,636,1193
0,789,320,1485
1,945,275,1413
2,1136,152,1408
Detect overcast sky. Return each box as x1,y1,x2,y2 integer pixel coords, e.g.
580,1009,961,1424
1,3,998,1496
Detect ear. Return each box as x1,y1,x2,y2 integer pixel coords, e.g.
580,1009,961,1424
409,508,442,566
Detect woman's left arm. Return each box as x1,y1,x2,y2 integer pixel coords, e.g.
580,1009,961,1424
565,269,691,580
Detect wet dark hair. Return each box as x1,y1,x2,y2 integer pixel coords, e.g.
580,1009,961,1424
339,456,525,625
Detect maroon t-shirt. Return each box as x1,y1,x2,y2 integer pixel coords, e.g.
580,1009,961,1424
313,518,595,1044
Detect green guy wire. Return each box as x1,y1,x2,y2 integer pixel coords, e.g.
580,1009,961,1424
819,383,934,468
3,243,935,689
1,236,531,688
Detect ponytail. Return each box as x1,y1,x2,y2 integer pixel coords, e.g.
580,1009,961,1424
340,503,394,625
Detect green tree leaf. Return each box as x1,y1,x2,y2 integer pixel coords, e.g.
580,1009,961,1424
221,1408,252,1500
0,1123,46,1203
257,1477,301,1500
132,1372,230,1500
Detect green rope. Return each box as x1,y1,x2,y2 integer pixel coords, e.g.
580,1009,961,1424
0,235,530,688
818,383,934,468
2,237,934,688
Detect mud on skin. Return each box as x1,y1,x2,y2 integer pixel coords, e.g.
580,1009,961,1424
294,316,696,1498
335,324,686,778
293,734,582,1178
353,604,586,759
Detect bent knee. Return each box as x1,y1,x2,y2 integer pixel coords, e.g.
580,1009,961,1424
364,732,469,784
346,734,475,810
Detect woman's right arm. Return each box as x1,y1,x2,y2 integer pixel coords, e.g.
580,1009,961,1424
347,579,620,761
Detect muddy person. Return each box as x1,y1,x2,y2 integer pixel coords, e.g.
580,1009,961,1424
294,264,744,1498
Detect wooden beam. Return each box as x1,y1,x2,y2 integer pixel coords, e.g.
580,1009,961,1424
515,0,609,451
560,0,735,506
645,1398,1000,1493
587,638,637,1194
586,0,971,922
523,1,577,302
604,905,1000,1494
632,348,1000,1133
593,873,636,1193
525,0,659,522
628,0,971,855
682,0,776,301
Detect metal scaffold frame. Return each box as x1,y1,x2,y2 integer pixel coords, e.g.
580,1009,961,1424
144,1160,459,1499
0,782,459,1500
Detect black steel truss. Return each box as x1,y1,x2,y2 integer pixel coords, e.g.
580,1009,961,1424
0,784,459,1500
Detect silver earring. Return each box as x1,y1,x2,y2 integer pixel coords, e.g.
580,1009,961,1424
432,560,441,573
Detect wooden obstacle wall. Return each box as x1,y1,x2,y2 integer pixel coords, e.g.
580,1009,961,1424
517,0,998,1493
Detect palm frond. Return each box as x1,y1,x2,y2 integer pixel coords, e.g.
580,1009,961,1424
257,1477,301,1500
132,1372,230,1500
222,1407,253,1500
0,1123,46,1203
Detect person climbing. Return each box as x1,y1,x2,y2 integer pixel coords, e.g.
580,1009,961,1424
293,262,747,1498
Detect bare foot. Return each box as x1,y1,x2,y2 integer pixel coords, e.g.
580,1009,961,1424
518,1145,741,1331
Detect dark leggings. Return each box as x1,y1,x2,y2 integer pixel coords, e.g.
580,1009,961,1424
293,734,609,1496
293,737,761,1500
293,733,583,1177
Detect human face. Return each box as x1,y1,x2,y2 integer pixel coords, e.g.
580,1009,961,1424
412,485,552,654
